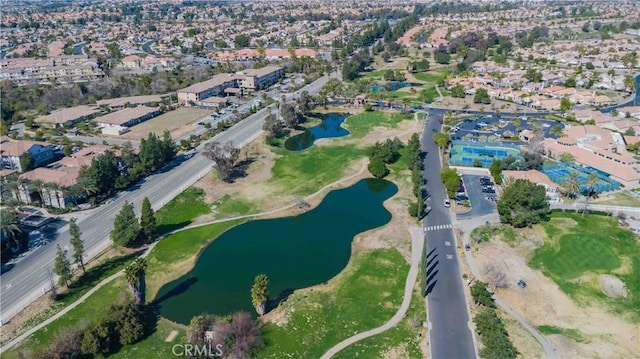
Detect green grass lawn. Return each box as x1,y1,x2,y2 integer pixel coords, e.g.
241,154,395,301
256,248,410,358
6,279,129,358
155,187,211,234
529,211,640,320
412,68,449,84
269,111,411,196
333,290,425,359
212,194,258,219
111,319,187,359
537,325,587,343
343,110,412,138
598,192,640,207
361,69,387,78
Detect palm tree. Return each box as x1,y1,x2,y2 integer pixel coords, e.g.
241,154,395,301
561,171,580,199
1,178,20,203
29,179,45,205
124,258,147,305
47,182,63,209
75,176,98,198
1,208,21,239
581,173,600,216
401,97,411,110
250,274,269,315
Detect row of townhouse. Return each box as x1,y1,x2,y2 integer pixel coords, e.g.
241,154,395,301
0,55,104,85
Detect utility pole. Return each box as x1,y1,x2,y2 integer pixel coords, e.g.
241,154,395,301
47,269,57,299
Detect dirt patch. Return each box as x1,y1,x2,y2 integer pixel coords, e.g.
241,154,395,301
120,107,213,140
598,275,628,298
165,330,178,342
474,238,640,358
381,343,410,359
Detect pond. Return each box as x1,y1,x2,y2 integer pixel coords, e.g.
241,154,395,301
284,113,350,151
155,178,398,324
371,81,409,92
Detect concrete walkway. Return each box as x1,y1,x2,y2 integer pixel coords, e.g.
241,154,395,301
1,161,369,353
320,227,424,359
455,214,556,359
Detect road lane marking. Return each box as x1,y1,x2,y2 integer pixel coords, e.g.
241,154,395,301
446,254,453,260
445,241,451,246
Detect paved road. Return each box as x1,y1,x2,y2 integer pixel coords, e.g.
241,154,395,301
0,72,336,325
141,40,157,56
320,227,424,359
421,111,477,359
457,174,496,220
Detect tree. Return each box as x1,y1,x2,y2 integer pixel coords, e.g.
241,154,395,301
406,133,422,171
497,179,550,228
296,91,313,115
1,208,21,239
368,156,390,178
139,197,157,243
262,114,284,136
440,167,460,198
450,84,465,98
124,258,147,305
559,153,575,162
581,173,600,216
250,274,269,315
560,98,572,111
69,218,85,273
19,153,34,172
203,142,240,183
280,103,298,128
432,132,450,150
234,34,250,48
623,75,635,92
561,171,580,199
54,244,72,287
473,88,491,104
110,201,140,247
489,159,503,185
470,281,495,308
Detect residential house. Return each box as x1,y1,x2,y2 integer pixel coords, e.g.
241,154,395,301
0,137,56,172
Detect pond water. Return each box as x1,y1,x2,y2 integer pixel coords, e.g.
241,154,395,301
155,178,398,324
371,81,409,92
284,113,350,151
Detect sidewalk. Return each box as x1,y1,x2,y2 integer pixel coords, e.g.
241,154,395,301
454,214,556,359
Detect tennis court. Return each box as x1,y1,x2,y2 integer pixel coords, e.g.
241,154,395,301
449,140,521,167
541,163,621,193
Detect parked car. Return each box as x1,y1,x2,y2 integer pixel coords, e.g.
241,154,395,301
517,279,527,288
444,199,451,208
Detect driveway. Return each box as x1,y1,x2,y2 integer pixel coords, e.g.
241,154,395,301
457,174,497,220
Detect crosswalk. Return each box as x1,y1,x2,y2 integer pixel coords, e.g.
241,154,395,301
425,224,453,231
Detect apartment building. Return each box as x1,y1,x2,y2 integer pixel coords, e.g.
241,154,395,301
0,55,104,86
177,73,243,104
35,105,100,128
94,106,161,135
237,65,283,92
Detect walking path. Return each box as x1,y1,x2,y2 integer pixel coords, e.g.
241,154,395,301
454,214,556,359
435,85,444,101
1,161,369,353
319,226,424,359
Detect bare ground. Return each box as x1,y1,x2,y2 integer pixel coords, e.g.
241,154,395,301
120,108,213,140
474,233,640,358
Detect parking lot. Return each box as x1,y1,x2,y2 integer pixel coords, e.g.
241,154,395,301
450,116,564,142
457,173,497,219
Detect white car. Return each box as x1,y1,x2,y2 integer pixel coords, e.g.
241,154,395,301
444,199,451,208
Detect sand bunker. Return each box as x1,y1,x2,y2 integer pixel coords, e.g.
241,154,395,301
598,275,628,298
